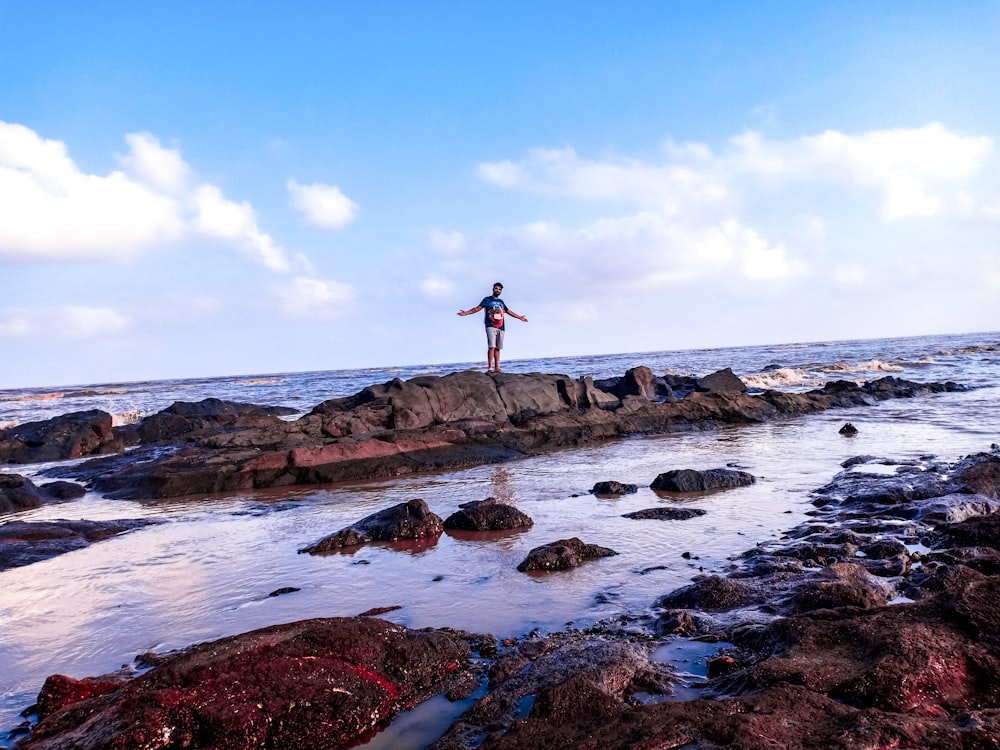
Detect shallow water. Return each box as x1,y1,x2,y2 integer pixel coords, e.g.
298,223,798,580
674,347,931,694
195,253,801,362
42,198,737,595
1,332,999,738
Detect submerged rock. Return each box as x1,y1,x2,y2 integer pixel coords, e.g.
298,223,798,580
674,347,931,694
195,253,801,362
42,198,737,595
622,507,707,521
0,518,160,571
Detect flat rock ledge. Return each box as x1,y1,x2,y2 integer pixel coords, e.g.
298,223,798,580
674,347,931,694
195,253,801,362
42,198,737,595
0,518,160,571
13,368,964,502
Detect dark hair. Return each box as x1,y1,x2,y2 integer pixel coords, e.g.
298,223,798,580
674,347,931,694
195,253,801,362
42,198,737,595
493,282,503,288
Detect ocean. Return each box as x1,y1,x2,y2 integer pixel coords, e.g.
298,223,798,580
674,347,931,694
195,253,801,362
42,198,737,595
1,330,999,744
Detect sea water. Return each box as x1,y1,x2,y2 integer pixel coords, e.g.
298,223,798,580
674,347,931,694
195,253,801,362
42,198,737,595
1,331,999,737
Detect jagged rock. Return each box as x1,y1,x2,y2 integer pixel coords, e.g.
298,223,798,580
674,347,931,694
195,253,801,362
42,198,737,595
300,498,444,553
517,537,617,572
650,468,756,493
839,422,859,436
21,617,474,750
0,410,120,464
443,497,533,531
695,367,747,397
33,370,964,501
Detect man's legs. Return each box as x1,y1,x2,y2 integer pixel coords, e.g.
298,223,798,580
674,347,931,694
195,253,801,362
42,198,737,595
485,328,504,371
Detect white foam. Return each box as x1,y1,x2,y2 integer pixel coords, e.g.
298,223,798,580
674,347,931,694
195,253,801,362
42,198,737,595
742,368,812,389
112,410,143,427
821,359,903,374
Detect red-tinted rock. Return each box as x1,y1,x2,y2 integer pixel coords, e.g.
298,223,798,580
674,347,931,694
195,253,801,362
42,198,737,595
22,617,472,750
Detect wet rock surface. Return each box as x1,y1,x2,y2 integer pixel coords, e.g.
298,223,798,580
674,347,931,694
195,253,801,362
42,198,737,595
650,467,756,492
591,480,638,496
516,537,617,572
14,445,1000,749
442,497,533,531
17,617,477,750
299,497,444,553
0,410,122,465
27,369,963,501
622,507,707,521
0,518,160,571
1,474,88,514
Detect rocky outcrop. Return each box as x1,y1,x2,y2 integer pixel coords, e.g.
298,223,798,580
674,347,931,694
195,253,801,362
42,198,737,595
299,498,444,554
0,410,121,464
516,537,617,572
650,467,756,492
443,497,533,531
0,474,86,514
0,518,159,571
19,617,477,750
34,370,965,502
428,450,1000,750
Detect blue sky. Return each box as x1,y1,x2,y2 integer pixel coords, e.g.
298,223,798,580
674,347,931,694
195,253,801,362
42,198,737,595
1,2,999,388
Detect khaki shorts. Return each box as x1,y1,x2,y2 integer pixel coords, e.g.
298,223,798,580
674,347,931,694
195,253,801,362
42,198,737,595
486,327,505,349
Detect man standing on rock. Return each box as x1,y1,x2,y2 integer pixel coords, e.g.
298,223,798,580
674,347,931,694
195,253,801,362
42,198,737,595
457,282,528,372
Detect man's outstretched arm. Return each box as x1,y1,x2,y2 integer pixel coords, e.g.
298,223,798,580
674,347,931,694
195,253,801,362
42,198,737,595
457,305,484,316
506,309,528,322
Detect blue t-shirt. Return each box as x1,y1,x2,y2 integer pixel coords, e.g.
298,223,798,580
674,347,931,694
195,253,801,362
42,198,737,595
480,297,507,330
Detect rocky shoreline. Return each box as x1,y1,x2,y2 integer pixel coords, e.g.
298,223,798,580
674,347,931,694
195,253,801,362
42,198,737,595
8,446,1000,749
2,366,965,504
3,367,997,749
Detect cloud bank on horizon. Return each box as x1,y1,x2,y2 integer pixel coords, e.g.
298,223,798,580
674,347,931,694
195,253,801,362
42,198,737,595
1,3,998,388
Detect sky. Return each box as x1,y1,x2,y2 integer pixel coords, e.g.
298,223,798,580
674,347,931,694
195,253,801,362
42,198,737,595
1,1,999,389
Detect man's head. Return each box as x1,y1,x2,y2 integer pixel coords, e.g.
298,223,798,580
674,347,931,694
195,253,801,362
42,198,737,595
492,282,503,296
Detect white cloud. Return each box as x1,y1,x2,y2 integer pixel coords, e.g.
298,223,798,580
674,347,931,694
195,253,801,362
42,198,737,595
478,145,728,215
419,275,455,299
192,184,292,272
0,122,298,273
272,276,355,320
118,132,191,195
0,305,128,339
287,179,358,230
0,122,184,261
728,124,993,222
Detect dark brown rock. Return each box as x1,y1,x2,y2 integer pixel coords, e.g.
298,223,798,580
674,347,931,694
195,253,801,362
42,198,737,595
0,518,160,571
36,369,962,501
650,468,756,493
0,410,118,464
516,537,617,572
591,481,638,496
0,473,44,512
622,507,707,521
300,498,444,553
443,497,533,531
695,367,747,397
